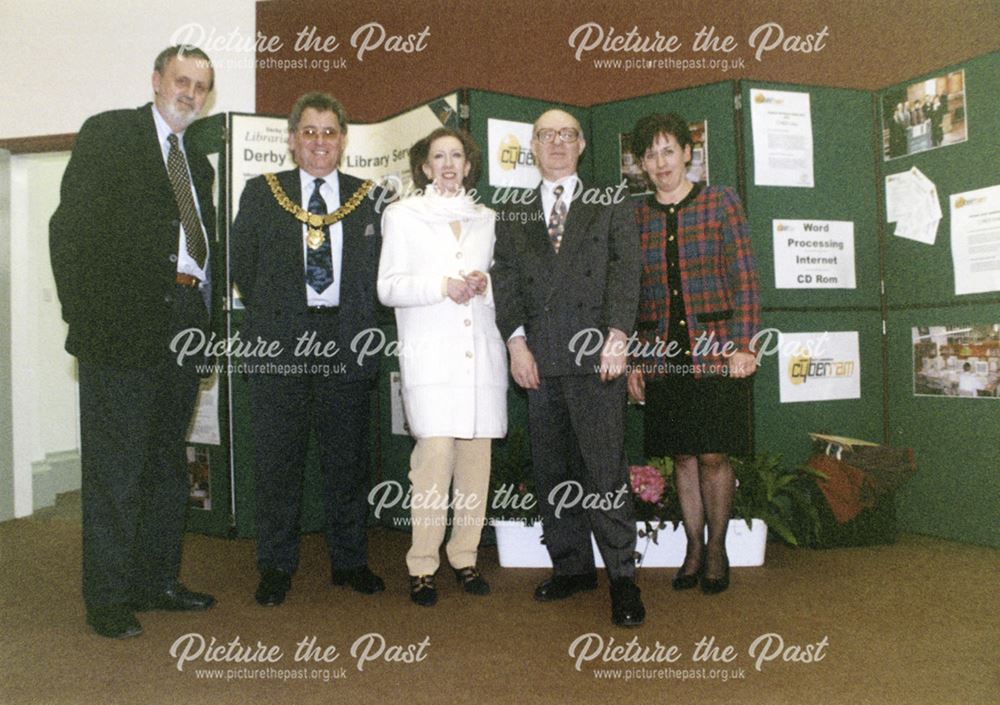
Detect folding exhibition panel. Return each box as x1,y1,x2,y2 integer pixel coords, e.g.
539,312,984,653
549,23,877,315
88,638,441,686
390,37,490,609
738,81,884,464
878,52,1000,546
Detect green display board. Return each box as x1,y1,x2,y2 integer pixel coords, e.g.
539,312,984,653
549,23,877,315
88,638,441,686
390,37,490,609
201,52,998,549
738,80,885,467
878,52,1000,547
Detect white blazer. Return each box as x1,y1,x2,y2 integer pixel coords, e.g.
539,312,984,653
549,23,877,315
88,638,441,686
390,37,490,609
378,193,508,439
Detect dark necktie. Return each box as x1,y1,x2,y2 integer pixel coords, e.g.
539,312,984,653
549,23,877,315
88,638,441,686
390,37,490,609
306,178,334,293
548,184,567,253
166,134,207,268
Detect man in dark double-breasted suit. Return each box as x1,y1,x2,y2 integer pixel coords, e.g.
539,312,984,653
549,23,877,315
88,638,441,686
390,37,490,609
231,92,385,606
492,109,645,627
50,45,217,639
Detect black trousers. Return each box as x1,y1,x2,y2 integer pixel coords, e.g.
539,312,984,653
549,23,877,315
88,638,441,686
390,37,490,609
249,371,372,575
527,374,636,578
79,285,206,610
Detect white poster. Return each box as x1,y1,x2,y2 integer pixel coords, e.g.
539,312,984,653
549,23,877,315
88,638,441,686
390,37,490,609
950,185,1000,295
885,166,941,245
185,372,221,445
773,219,856,288
777,331,861,403
750,89,814,188
487,118,540,188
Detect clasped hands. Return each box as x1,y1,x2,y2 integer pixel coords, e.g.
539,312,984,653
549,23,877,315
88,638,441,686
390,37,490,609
508,327,629,390
446,271,488,304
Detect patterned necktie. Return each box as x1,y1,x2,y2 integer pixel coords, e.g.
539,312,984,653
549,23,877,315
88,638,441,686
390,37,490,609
306,178,334,293
548,184,567,253
165,134,207,268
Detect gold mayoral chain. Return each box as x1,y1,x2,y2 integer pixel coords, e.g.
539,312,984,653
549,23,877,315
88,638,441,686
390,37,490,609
264,173,374,250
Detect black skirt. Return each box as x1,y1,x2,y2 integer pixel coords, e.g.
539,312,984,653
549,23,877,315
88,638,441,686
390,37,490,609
643,375,754,457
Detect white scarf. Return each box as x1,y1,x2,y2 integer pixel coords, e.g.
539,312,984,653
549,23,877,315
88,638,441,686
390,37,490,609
394,183,490,224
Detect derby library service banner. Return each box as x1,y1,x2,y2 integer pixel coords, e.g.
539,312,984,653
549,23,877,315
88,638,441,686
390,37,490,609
229,93,459,222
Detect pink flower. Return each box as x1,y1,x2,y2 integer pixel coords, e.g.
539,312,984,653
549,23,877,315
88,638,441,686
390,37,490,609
629,465,666,504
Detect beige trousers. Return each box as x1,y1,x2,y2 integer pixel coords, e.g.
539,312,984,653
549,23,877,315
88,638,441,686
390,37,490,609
406,437,491,576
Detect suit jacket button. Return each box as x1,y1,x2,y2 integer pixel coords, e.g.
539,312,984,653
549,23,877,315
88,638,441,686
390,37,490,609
172,219,180,228
169,254,178,263
164,295,173,303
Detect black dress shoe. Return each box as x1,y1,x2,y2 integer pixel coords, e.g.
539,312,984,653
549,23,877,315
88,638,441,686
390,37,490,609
331,566,385,595
453,566,490,595
533,572,598,602
610,577,645,627
133,582,215,612
409,575,438,607
701,556,730,595
87,606,143,639
255,570,292,606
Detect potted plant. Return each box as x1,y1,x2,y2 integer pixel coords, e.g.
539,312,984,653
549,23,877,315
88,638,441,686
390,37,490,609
490,432,822,567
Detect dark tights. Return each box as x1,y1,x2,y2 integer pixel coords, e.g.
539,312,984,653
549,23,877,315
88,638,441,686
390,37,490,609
673,453,734,580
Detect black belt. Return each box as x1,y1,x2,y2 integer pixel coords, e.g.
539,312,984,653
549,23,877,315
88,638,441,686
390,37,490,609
307,306,339,315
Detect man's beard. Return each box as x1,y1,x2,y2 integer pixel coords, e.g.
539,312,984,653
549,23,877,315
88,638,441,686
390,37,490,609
161,100,199,130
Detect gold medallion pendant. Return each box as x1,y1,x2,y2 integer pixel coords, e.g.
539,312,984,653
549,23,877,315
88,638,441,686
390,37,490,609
307,227,326,250
264,173,374,249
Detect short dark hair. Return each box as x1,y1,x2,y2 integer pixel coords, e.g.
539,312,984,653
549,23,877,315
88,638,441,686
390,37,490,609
409,127,482,191
630,113,692,160
288,92,348,134
153,45,214,91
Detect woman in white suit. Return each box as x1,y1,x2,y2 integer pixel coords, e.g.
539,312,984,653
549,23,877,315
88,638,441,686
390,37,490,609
378,127,508,606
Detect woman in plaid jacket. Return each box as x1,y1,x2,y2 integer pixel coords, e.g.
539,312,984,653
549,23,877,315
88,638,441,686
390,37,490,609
626,113,761,595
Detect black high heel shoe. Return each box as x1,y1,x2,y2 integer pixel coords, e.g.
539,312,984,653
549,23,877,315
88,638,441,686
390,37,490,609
700,553,730,595
672,546,705,591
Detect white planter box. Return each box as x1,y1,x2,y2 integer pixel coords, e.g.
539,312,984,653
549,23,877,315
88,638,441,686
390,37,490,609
495,518,767,568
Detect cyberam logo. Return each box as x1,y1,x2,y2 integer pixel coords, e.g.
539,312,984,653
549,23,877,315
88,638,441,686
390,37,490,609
498,134,536,173
788,354,855,385
752,91,780,105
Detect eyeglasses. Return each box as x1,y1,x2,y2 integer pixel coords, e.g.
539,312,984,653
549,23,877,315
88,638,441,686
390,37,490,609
641,146,679,162
534,128,580,144
297,127,341,141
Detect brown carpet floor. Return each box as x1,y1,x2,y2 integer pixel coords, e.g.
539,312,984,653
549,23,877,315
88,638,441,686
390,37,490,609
1,492,996,705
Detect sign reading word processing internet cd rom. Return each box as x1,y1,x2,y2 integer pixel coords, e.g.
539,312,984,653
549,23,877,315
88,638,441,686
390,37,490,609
773,219,856,288
777,331,861,403
487,118,540,188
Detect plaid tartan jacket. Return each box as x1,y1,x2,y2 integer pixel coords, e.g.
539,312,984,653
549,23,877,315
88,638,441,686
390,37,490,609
633,185,760,378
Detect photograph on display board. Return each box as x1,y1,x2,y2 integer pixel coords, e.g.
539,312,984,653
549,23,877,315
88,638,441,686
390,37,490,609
620,120,708,195
912,324,1000,398
186,447,212,510
881,69,967,160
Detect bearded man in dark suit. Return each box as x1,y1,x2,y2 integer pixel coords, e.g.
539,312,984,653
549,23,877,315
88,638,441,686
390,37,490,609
50,45,217,639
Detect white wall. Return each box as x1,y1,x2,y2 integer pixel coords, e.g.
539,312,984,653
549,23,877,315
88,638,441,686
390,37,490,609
0,0,257,138
1,0,259,517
